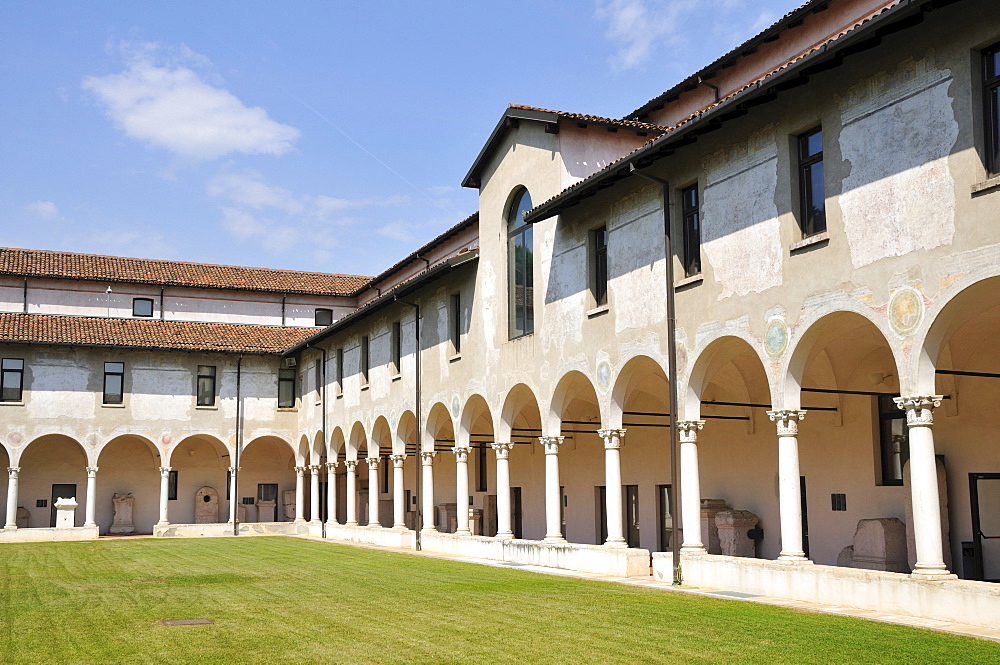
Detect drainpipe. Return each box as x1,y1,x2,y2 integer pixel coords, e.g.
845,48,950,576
234,354,244,537
318,346,328,538
159,287,165,321
630,164,682,585
22,277,28,313
698,76,720,103
281,294,287,327
395,295,422,550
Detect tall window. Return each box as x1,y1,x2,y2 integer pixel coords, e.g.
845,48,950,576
797,126,826,237
132,298,153,317
507,188,534,339
1,358,24,402
476,444,487,492
103,362,124,404
360,336,370,386
168,470,178,500
680,185,701,276
335,348,344,396
278,368,295,408
197,365,216,407
391,321,402,374
985,42,1000,175
315,308,333,327
450,294,462,355
877,395,907,485
313,361,322,401
592,226,608,307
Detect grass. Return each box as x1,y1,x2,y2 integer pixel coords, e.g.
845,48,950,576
0,537,997,664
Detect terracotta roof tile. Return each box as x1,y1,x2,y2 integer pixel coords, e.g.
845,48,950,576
507,104,669,133
0,247,370,296
0,313,317,354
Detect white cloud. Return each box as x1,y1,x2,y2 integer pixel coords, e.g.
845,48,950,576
376,220,414,242
25,200,61,220
83,41,299,161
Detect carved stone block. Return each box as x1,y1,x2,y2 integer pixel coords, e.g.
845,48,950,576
194,486,219,524
54,496,77,528
845,518,909,573
701,499,730,554
715,509,759,557
110,492,135,534
15,507,29,529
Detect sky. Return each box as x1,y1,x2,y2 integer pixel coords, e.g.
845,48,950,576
0,1,795,278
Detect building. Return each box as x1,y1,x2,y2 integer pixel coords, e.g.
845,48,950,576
3,0,1000,629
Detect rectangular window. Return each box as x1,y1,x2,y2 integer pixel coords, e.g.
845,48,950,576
257,483,278,502
797,126,826,237
680,185,701,276
360,336,370,386
314,361,322,401
196,365,216,407
877,395,907,486
476,444,487,492
450,294,462,355
1,358,24,402
391,321,402,374
381,456,389,494
315,308,333,327
592,226,608,306
335,348,344,396
103,361,124,404
278,367,295,408
985,42,1000,175
132,298,154,317
168,470,178,501
831,493,847,511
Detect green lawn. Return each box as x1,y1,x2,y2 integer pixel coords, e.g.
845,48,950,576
1,537,996,664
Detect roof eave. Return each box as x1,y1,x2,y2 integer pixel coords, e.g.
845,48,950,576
462,108,560,189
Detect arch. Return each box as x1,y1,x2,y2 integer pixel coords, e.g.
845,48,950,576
15,433,89,468
611,355,670,429
97,433,159,464
370,416,392,458
425,402,455,452
459,394,494,449
782,308,904,410
241,435,297,523
96,434,160,534
347,421,368,460
395,410,416,456
499,383,542,443
168,434,230,468
685,334,771,420
329,426,345,461
311,430,326,466
548,370,603,435
297,434,311,466
17,434,89,528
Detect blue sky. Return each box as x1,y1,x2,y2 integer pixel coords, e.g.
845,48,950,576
0,1,793,277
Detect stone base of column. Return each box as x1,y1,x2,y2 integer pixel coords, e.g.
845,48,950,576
345,520,358,527
391,524,407,531
325,520,338,529
421,527,437,534
455,528,471,536
84,522,96,528
3,524,17,531
495,530,514,540
368,523,382,529
542,535,567,544
293,518,306,524
680,545,708,555
308,519,322,526
911,564,956,580
603,538,628,548
777,553,813,564
155,521,169,528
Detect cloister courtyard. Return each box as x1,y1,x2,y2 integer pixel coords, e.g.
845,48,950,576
0,536,997,664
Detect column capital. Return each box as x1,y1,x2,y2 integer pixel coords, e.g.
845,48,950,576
159,466,172,478
86,466,99,477
7,466,20,478
451,446,469,463
894,395,943,427
344,459,358,471
228,466,240,473
294,465,307,475
390,454,406,467
597,428,627,450
539,436,564,455
767,410,807,436
326,460,339,471
419,451,437,464
676,420,706,444
491,442,514,459
309,464,321,473
366,456,380,470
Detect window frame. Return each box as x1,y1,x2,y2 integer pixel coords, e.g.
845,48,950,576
877,394,908,486
450,293,462,356
103,361,125,405
1,358,24,402
391,321,402,375
360,336,370,387
507,188,534,339
591,226,609,307
476,444,487,492
335,348,344,397
277,367,296,408
132,297,154,318
168,470,178,501
679,184,702,277
797,126,826,238
984,41,1000,175
196,364,217,407
315,308,333,327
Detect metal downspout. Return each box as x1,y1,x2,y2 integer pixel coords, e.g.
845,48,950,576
395,296,422,550
234,354,244,536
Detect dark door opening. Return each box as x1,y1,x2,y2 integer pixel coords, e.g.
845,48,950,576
800,476,810,559
657,484,673,552
511,487,522,539
625,485,640,548
50,484,77,527
596,486,607,544
970,473,1000,582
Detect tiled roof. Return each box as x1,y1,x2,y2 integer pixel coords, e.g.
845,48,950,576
0,247,370,296
365,212,479,291
507,104,668,133
0,313,317,354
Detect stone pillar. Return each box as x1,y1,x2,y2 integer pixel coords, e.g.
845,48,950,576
767,410,810,562
390,454,406,528
366,457,380,528
453,446,471,535
293,466,306,523
325,461,339,527
84,466,99,528
309,465,321,524
228,467,239,523
5,467,20,529
598,428,627,547
677,420,707,554
540,436,565,542
895,396,955,579
157,466,171,526
492,443,514,539
344,460,358,526
420,451,436,533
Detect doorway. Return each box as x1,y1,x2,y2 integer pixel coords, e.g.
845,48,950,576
970,473,1000,582
625,485,639,548
50,484,77,527
511,487,522,539
657,484,673,552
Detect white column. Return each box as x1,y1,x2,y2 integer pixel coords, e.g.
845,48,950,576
540,436,565,542
293,466,306,523
157,466,171,526
228,466,239,523
325,461,339,527
767,410,810,562
309,465,321,524
453,447,471,535
391,454,406,529
84,466,99,528
895,396,955,579
5,467,20,529
420,451,437,533
492,443,514,539
677,420,706,553
344,460,358,526
366,457,381,528
598,429,627,547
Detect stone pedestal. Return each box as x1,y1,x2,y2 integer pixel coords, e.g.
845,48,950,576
54,497,77,528
469,508,483,536
109,492,135,534
236,504,247,523
701,499,729,554
715,509,759,557
15,507,30,529
256,500,276,522
283,489,296,522
194,487,219,524
438,503,457,534
838,518,909,573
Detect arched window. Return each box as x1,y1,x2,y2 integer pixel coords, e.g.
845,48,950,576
507,188,534,338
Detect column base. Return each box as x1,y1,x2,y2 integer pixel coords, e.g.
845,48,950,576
455,529,471,536
911,565,957,581
421,527,437,534
367,523,382,529
543,535,567,544
325,521,339,529
777,553,813,564
84,522,96,528
293,518,306,524
603,538,628,548
3,524,17,531
495,531,514,540
345,521,359,527
680,545,708,555
155,521,170,528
